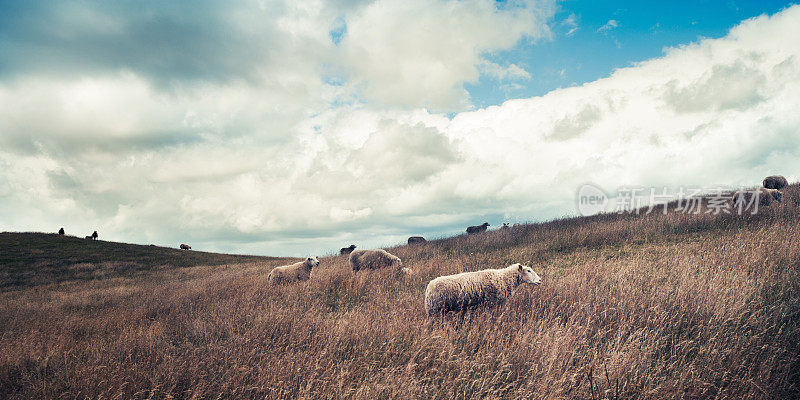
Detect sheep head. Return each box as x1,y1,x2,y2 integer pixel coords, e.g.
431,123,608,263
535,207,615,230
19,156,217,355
516,264,542,285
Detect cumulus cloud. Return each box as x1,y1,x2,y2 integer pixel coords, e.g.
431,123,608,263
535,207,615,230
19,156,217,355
337,0,555,110
2,3,800,256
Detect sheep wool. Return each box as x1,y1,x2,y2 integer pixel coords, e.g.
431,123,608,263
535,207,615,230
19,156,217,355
425,263,541,315
268,257,319,285
349,249,403,272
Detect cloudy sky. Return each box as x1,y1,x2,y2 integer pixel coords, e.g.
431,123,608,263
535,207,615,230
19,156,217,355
1,0,799,256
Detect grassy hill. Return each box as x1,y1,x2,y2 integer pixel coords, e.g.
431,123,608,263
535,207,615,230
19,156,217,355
0,232,290,289
1,186,800,399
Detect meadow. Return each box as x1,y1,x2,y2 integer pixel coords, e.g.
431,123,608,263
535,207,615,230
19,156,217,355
1,186,799,399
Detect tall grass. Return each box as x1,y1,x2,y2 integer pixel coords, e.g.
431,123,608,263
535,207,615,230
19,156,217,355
1,187,799,399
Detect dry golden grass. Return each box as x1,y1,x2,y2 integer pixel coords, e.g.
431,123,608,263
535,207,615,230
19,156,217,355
2,186,799,399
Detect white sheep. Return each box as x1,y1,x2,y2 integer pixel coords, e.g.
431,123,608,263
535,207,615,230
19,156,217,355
268,257,320,285
349,249,403,272
424,263,541,315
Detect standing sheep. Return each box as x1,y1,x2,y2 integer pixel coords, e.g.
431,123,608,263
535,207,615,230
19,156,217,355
763,175,788,190
500,223,510,230
268,257,320,285
466,222,490,234
424,263,542,316
180,244,191,250
408,236,426,245
58,228,65,235
349,249,403,272
91,231,98,240
340,245,356,255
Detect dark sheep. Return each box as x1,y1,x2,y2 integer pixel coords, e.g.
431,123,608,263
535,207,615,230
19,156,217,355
408,236,427,245
180,244,192,250
58,228,65,235
340,244,356,255
91,231,98,240
763,175,788,190
466,222,490,234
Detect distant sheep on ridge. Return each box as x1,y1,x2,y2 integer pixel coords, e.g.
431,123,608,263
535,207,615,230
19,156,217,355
466,222,490,234
763,175,788,190
180,244,191,250
408,236,426,245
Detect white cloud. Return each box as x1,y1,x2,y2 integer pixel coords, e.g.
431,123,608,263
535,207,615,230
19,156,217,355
480,61,532,81
2,3,800,256
598,19,618,33
337,0,555,110
562,13,579,36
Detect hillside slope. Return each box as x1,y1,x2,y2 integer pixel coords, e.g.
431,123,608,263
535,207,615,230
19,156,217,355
1,186,800,399
0,232,290,289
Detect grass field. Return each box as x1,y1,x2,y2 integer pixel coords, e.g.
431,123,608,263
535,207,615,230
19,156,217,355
1,186,799,399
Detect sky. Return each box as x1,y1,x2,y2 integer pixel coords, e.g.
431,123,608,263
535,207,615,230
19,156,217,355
1,0,799,256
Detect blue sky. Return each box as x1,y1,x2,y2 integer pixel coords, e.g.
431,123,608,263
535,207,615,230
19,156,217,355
468,0,797,107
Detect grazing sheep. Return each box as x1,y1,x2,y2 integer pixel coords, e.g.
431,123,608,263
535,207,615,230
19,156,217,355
466,222,490,234
763,175,788,190
408,236,426,245
180,244,191,250
268,257,320,285
340,244,356,255
424,263,541,316
349,249,403,272
91,231,98,240
731,188,782,211
58,228,65,235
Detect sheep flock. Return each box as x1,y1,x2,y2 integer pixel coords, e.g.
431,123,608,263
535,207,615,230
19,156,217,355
52,175,791,316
